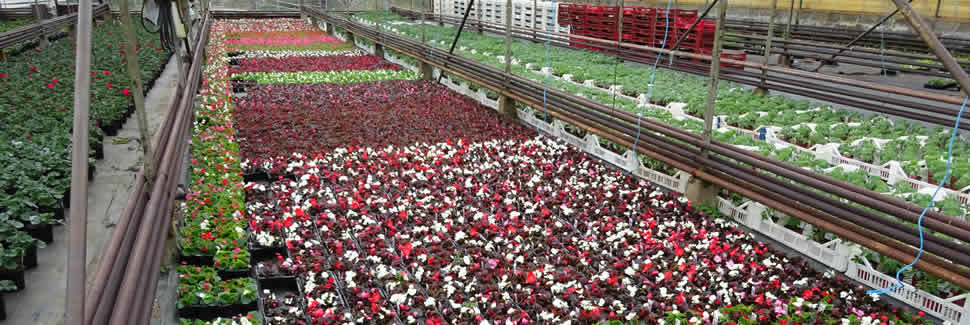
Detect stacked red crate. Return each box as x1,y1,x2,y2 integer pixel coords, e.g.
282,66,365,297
676,18,716,51
561,5,744,65
558,3,571,26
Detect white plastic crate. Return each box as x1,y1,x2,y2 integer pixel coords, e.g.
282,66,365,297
847,261,970,325
717,198,850,272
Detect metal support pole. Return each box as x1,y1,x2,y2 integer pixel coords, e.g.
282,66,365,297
66,0,93,324
505,0,512,78
891,0,970,98
532,0,537,42
616,0,624,58
301,0,306,19
435,0,475,83
119,0,155,185
703,0,727,157
668,0,719,66
476,0,482,34
782,0,795,66
809,0,913,72
756,0,778,93
500,0,516,120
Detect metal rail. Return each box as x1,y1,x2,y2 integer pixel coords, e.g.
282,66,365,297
394,8,969,130
82,11,210,325
724,18,970,54
0,4,108,49
311,7,970,289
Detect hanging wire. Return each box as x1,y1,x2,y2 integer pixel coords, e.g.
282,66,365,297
869,96,969,295
630,0,675,156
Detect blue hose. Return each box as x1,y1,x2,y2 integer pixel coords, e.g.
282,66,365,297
868,96,969,295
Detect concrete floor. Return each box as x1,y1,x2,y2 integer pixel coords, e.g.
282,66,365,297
2,55,181,325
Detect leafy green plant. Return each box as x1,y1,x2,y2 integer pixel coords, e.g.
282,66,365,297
926,78,957,88
0,245,24,271
0,280,17,292
214,248,250,271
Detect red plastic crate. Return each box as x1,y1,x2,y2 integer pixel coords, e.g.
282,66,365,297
699,48,747,68
677,18,716,32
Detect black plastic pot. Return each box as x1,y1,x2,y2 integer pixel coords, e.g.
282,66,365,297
0,268,25,292
217,268,251,279
94,141,104,160
258,276,298,292
0,293,6,320
22,246,37,270
24,223,54,244
39,204,64,222
88,164,96,181
177,302,258,321
242,169,270,183
62,188,71,209
178,252,214,266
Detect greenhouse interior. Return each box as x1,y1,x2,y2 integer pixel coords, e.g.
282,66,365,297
2,0,970,324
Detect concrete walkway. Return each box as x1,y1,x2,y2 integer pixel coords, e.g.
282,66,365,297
3,55,181,325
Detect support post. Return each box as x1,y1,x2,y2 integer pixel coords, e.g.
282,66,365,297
532,0,537,42
374,42,385,59
420,62,434,80
66,0,93,324
616,0,624,62
119,0,155,184
476,0,483,34
703,0,727,157
504,0,512,77
685,176,722,206
300,0,306,19
326,21,334,34
500,0,517,121
891,0,970,98
782,0,795,67
34,4,49,47
498,94,518,120
346,30,355,45
756,0,778,95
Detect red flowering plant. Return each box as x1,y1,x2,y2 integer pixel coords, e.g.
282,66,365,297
247,137,921,323
227,31,353,52
180,25,246,258
229,55,399,74
233,81,528,170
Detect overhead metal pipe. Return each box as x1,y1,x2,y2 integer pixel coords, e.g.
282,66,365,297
891,0,970,98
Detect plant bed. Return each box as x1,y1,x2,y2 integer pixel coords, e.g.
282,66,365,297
179,311,264,325
239,135,921,323
229,55,399,74
258,285,307,325
216,248,252,279
230,69,419,85
177,266,259,321
233,81,531,165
